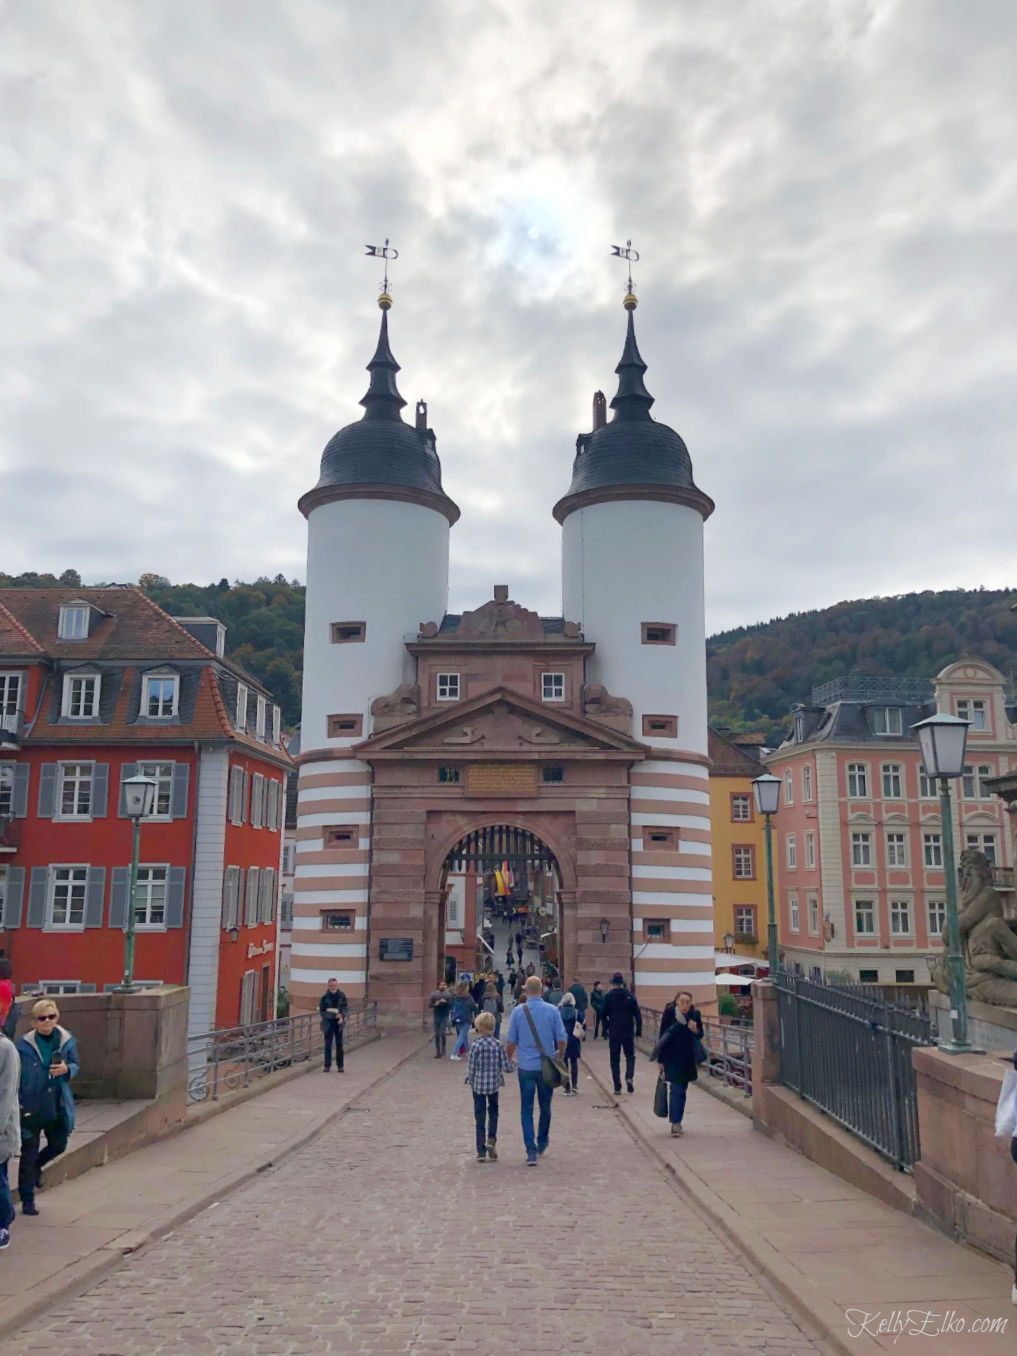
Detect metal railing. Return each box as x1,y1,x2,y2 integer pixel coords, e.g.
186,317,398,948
775,972,934,1171
637,1006,754,1097
186,1004,377,1104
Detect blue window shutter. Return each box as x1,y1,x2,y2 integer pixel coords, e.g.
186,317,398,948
118,763,138,817
38,764,57,818
27,868,48,927
84,867,106,928
12,765,29,818
3,866,25,927
166,867,187,928
241,770,249,825
109,866,130,930
92,763,109,818
170,764,189,819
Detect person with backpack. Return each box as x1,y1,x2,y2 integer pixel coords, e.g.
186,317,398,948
17,999,79,1216
0,1023,19,1249
558,991,584,1094
449,981,477,1061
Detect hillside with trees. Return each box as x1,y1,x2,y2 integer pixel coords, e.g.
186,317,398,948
2,574,1013,740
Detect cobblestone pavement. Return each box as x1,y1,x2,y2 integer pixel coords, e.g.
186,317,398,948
6,1048,825,1355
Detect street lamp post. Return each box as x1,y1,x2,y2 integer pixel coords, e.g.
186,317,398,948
752,773,781,978
911,713,973,1054
118,774,157,993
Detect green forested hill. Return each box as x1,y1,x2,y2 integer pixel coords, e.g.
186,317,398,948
2,573,1013,740
707,588,1016,743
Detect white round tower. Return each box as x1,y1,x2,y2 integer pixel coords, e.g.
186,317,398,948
553,294,716,1009
291,296,459,1012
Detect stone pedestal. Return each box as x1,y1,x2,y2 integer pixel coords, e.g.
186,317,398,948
928,990,1017,1052
13,986,189,1113
751,981,781,1098
912,1044,1017,1265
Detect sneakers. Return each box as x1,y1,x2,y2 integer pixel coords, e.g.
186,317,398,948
449,1054,462,1061
476,1151,487,1162
486,1140,498,1161
613,1086,623,1096
22,1201,39,1217
526,1153,538,1167
626,1079,634,1094
0,1227,10,1249
670,1122,684,1137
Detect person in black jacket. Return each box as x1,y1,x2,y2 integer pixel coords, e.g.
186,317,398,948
602,972,641,1095
659,991,703,1043
319,979,349,1072
657,1008,699,1136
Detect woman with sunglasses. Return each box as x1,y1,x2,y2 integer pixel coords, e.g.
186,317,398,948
16,1000,79,1216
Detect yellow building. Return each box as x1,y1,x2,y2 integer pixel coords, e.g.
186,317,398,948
708,729,770,966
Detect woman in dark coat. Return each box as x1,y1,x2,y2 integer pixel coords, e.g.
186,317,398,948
656,1010,698,1136
659,990,703,1042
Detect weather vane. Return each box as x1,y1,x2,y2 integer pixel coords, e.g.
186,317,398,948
610,238,640,309
365,237,399,308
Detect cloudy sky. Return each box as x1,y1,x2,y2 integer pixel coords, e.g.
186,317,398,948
3,0,1015,633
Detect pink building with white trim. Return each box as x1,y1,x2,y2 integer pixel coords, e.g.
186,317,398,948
766,661,1017,987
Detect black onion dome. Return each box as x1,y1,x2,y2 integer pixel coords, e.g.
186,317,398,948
552,309,713,524
299,308,460,524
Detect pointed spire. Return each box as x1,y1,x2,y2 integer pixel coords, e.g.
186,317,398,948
359,303,406,421
609,308,654,421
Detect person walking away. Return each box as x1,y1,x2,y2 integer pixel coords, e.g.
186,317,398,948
515,930,524,965
558,992,584,1094
656,1002,699,1136
450,981,477,1061
0,1024,19,1248
319,978,348,1072
567,978,588,1026
590,981,605,1039
603,972,642,1095
505,975,567,1165
470,972,487,1009
482,982,502,1041
429,981,452,1058
466,1011,514,1162
17,1000,79,1215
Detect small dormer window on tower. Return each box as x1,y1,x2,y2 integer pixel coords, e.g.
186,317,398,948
58,603,91,640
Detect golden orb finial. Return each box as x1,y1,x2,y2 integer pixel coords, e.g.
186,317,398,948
378,291,392,311
623,291,638,311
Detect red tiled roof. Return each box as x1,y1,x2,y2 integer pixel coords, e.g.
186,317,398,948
0,588,214,662
0,600,46,656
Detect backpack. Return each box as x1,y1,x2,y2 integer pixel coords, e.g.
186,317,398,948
1,998,20,1040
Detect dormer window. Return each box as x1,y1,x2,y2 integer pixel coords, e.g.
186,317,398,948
143,671,179,718
871,707,902,735
956,698,987,731
58,603,91,640
62,672,100,719
436,673,460,701
235,683,248,730
541,673,565,702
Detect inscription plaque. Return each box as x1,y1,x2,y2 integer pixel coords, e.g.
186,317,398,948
467,763,538,795
379,937,414,962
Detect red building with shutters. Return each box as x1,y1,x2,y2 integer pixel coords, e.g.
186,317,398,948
0,588,291,1035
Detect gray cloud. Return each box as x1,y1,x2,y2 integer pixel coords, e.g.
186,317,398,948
1,0,1015,632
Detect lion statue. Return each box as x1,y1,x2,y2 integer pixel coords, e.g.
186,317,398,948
931,849,1017,1007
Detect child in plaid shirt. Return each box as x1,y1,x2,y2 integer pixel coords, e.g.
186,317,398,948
466,1011,514,1162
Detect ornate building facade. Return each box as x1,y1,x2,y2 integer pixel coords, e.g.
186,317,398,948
290,289,716,1019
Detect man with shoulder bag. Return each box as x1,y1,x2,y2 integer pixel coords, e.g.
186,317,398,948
505,975,567,1166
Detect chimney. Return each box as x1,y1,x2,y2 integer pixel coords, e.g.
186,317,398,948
592,390,607,430
415,399,428,431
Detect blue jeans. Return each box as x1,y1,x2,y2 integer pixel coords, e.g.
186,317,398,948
473,1091,499,1155
668,1080,688,1124
323,1023,344,1070
518,1069,553,1156
0,1160,14,1231
453,1020,470,1056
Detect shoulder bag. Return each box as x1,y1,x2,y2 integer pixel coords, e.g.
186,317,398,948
522,1004,568,1089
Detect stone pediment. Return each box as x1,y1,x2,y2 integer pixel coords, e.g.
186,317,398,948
356,686,647,761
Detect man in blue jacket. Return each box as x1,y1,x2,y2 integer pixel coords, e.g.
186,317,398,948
505,975,567,1166
17,999,79,1216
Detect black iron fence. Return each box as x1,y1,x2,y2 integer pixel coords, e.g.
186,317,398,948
186,1004,378,1104
775,973,934,1171
637,1006,754,1097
